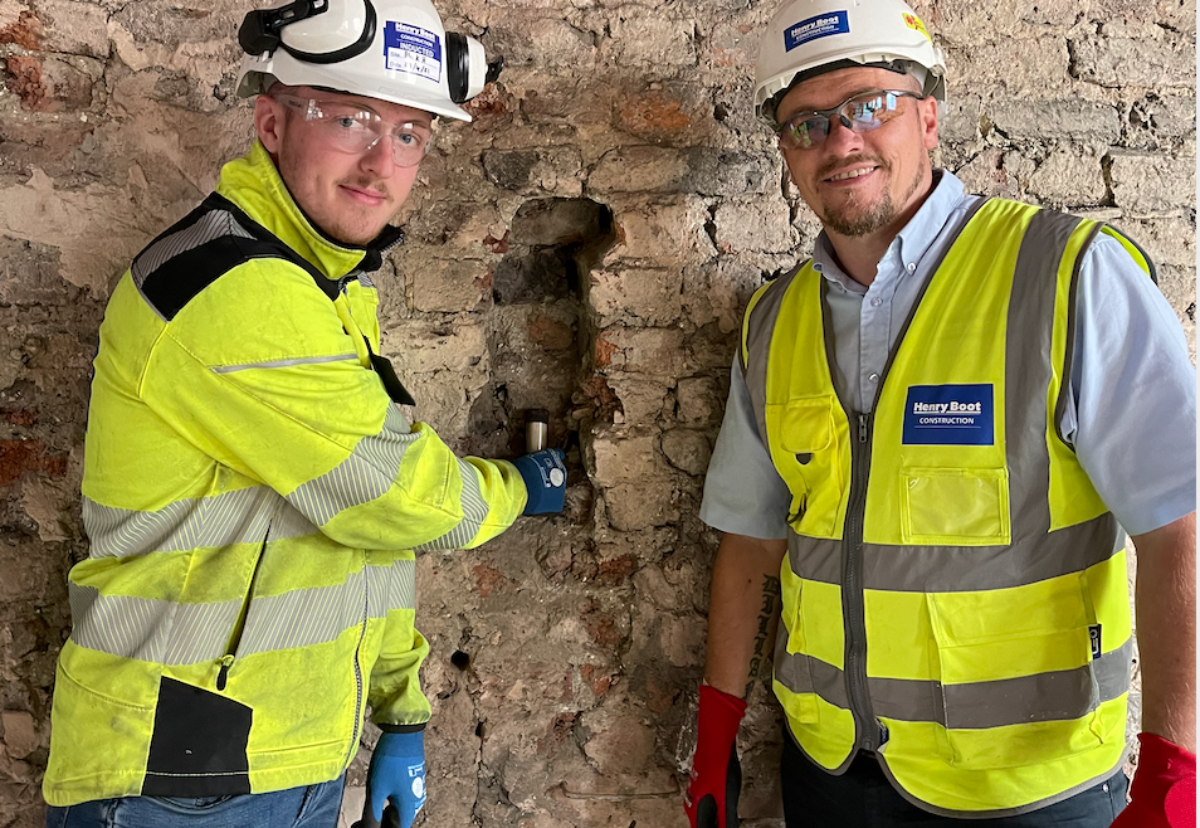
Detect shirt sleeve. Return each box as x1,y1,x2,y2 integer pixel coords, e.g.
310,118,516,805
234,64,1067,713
699,357,792,540
1063,231,1197,536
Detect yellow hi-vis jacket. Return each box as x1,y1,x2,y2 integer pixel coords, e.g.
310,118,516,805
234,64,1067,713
740,199,1155,816
44,141,527,806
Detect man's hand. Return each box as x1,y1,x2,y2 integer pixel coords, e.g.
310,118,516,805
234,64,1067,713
1111,733,1196,828
367,731,427,828
513,449,567,515
684,684,747,828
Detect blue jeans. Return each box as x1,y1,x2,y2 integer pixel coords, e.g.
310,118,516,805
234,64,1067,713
46,776,345,828
781,736,1128,827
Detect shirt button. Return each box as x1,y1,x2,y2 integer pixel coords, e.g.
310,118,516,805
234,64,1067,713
870,297,883,307
868,372,880,383
907,262,916,273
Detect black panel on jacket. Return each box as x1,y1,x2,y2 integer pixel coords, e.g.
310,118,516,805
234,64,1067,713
133,192,416,403
142,677,253,797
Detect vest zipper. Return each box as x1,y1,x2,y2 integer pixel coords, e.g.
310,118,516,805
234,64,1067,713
814,207,988,757
217,529,270,691
842,410,879,752
343,556,370,767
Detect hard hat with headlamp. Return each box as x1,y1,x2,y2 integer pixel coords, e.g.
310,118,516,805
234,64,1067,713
235,0,502,122
753,0,946,123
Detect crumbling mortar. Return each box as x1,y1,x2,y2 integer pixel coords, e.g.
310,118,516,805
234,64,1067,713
702,199,719,249
1099,152,1117,207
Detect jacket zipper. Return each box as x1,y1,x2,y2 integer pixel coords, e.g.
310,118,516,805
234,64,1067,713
841,411,879,751
343,556,370,766
217,529,269,691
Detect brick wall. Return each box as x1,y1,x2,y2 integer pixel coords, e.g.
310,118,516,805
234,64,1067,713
0,0,1193,825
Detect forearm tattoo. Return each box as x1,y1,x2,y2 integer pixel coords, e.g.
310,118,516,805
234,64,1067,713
745,574,782,697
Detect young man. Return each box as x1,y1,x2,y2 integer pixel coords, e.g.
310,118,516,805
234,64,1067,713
42,1,566,826
686,0,1197,826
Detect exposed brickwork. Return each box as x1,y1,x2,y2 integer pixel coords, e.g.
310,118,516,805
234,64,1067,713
0,0,1193,826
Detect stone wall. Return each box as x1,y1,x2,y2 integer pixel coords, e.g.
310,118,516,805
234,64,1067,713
0,0,1194,825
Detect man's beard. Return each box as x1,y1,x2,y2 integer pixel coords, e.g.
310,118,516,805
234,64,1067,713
819,155,924,238
823,191,897,237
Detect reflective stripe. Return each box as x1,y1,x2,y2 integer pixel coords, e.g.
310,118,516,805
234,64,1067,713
777,637,1132,729
787,516,1121,591
289,406,418,526
132,210,254,288
70,584,240,665
365,557,416,613
83,488,319,560
1005,208,1085,538
69,560,415,664
212,354,359,373
413,459,489,551
743,271,795,444
237,560,414,657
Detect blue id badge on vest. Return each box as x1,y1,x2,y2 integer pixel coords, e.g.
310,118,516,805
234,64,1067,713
902,384,995,445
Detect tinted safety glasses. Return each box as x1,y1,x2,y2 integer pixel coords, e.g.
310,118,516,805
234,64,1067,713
775,89,924,151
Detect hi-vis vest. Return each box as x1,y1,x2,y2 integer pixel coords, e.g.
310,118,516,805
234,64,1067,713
44,142,526,806
741,198,1155,816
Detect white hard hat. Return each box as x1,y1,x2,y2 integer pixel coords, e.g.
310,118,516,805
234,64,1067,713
753,0,946,122
236,0,502,122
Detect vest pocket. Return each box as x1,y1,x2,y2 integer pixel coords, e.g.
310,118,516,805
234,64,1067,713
771,396,843,538
900,468,1011,545
929,590,1103,769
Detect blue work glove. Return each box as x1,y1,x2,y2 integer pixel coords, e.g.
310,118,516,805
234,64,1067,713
513,449,567,515
366,730,426,828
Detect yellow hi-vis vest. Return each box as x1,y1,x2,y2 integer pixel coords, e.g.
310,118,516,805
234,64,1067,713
740,198,1155,816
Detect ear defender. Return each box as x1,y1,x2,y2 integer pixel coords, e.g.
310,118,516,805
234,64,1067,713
239,0,376,65
239,0,328,55
445,31,503,103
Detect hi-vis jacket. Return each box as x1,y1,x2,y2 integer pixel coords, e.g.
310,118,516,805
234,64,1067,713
741,199,1155,817
44,141,526,806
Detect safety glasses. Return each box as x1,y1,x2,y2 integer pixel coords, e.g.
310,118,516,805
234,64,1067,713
775,89,924,151
272,94,434,167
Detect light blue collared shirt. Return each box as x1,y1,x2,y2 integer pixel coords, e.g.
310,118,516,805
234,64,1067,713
701,171,1196,539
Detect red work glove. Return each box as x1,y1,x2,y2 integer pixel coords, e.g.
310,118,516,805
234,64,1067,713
1111,733,1196,828
684,684,747,828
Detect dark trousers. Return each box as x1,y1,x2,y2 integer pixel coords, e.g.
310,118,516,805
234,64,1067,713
781,736,1128,827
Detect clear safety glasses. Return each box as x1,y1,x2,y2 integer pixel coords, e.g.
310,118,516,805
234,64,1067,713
273,94,434,167
775,89,924,151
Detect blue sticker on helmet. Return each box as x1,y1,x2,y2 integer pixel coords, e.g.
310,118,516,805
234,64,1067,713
902,384,995,445
783,11,850,52
383,22,442,83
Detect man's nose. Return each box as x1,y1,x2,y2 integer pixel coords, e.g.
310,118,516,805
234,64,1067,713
822,113,865,154
361,134,397,178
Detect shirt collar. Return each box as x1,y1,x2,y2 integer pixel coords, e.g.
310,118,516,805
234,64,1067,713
812,170,966,294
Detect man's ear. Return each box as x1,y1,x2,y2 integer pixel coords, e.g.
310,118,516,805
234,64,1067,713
254,94,286,155
920,95,940,151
